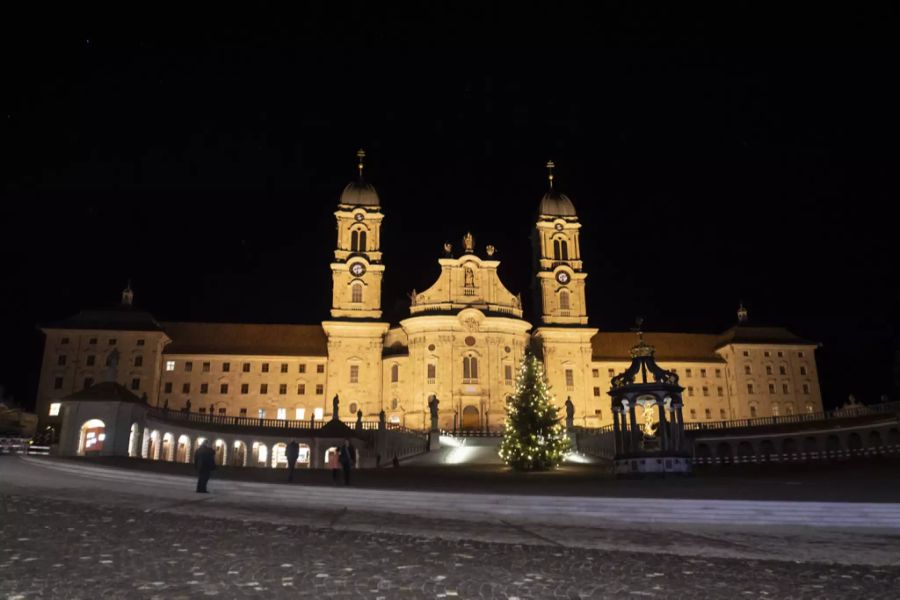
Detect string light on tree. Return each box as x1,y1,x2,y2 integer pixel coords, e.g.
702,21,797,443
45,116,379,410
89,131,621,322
498,351,570,471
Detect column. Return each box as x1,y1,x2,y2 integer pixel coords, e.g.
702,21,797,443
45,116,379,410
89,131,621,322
674,405,685,452
612,407,622,454
657,400,669,452
629,401,639,452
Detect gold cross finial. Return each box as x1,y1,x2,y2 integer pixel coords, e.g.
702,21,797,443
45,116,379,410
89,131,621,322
546,160,555,190
356,148,366,178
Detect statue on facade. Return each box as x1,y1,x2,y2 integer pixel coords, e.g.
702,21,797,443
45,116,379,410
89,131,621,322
485,244,496,257
443,242,453,257
356,409,363,431
332,394,340,420
463,232,474,254
427,395,440,431
408,289,417,307
378,409,386,428
464,267,475,287
564,396,575,430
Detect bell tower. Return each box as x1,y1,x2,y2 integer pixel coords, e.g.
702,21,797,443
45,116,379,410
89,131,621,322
532,161,588,325
330,149,385,319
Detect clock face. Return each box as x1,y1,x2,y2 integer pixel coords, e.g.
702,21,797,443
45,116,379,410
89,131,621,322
354,213,364,222
555,223,564,231
350,263,366,277
556,271,570,285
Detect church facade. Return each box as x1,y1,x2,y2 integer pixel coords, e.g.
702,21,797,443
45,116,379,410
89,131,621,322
35,157,824,435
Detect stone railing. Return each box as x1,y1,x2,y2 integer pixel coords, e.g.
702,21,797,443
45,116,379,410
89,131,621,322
684,401,900,434
147,407,401,434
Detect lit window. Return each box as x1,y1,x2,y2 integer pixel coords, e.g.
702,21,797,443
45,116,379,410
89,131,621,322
773,404,780,416
165,360,175,371
805,404,814,413
314,407,324,420
350,365,359,384
277,408,286,420
295,408,305,420
49,402,61,416
258,409,266,419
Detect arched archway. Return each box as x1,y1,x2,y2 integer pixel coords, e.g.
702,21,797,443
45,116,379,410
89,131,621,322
271,443,288,468
868,430,883,449
128,423,141,457
825,435,841,452
252,442,268,467
296,443,311,468
176,435,192,463
716,442,733,462
737,441,754,457
161,433,175,461
461,405,479,430
148,430,161,460
78,419,106,455
847,433,863,450
232,441,247,467
695,443,711,459
214,439,227,465
759,439,776,460
781,438,797,455
803,437,818,453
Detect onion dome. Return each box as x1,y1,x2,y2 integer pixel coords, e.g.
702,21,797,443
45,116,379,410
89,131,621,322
339,149,380,207
538,160,576,217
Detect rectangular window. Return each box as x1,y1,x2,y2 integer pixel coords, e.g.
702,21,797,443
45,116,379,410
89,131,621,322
53,376,63,389
700,368,707,378
768,383,776,394
164,382,172,393
315,384,324,395
744,365,752,375
688,386,694,396
61,337,69,344
766,365,772,375
49,402,61,416
199,408,206,414
705,408,711,420
690,408,697,420
279,383,287,395
592,368,600,378
798,351,805,358
717,386,724,397
262,363,269,373
57,355,66,366
239,408,247,416
182,383,190,393
777,351,784,357
702,386,709,396
747,383,755,394
185,361,193,372
134,356,143,367
281,363,288,373
800,366,807,375
200,383,208,394
220,384,228,394
783,383,789,394
86,355,96,366
317,364,325,374
742,350,749,357
137,339,145,346
750,405,758,418
299,363,306,373
202,362,210,372
764,351,770,357
241,383,249,394
719,409,726,419
84,377,94,389
131,378,140,390
593,386,601,397
222,362,230,372
295,408,305,420
218,408,226,415
165,360,175,371
314,407,324,420
277,408,287,420
715,369,722,378
427,363,436,381
298,383,306,395
243,362,251,373
565,369,574,389
802,383,810,394
504,365,513,384
607,368,615,377
779,366,787,375
350,365,359,384
89,337,97,345
685,368,693,378
260,384,268,394
258,409,266,419
109,339,117,346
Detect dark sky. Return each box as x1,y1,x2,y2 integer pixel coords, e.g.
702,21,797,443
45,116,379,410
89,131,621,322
3,7,899,411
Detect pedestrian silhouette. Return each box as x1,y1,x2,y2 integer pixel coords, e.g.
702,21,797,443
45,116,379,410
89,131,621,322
339,439,356,486
392,455,400,468
328,446,340,484
194,440,216,493
286,440,300,482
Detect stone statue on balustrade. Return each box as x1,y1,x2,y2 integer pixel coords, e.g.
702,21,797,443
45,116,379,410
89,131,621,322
427,395,440,432
332,394,340,420
564,397,575,430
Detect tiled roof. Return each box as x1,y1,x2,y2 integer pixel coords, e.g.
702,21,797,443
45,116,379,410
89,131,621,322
592,332,724,363
161,322,328,357
64,382,144,403
715,325,815,348
43,307,165,332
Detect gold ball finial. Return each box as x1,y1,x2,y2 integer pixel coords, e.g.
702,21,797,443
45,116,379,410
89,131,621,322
546,160,555,190
356,148,366,178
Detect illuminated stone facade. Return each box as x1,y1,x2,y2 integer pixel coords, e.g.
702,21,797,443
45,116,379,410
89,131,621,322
36,160,824,433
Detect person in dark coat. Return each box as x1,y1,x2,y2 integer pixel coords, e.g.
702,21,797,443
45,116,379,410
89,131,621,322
286,440,300,482
338,439,356,486
194,440,216,493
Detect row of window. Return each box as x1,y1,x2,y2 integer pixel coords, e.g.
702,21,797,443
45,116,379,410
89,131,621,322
59,337,145,347
744,365,809,376
57,354,144,367
406,360,515,385
592,367,726,379
748,383,811,395
166,360,325,374
53,376,142,392
164,382,325,396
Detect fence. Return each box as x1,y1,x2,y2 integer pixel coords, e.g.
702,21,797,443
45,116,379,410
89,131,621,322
0,437,49,456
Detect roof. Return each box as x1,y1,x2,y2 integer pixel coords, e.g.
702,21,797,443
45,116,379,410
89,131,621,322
64,382,144,404
538,191,577,217
716,325,815,348
339,178,380,207
592,332,725,363
161,322,328,357
43,307,165,332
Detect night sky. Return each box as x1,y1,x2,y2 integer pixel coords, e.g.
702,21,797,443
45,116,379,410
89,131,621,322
3,8,898,411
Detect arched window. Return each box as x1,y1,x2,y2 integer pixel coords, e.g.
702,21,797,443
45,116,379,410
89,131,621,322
391,364,399,383
553,240,561,260
359,230,367,252
463,356,478,381
559,290,570,311
560,240,569,260
351,283,363,303
351,230,359,252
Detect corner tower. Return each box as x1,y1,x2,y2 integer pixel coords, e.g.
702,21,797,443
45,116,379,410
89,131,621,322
532,161,588,325
330,149,386,319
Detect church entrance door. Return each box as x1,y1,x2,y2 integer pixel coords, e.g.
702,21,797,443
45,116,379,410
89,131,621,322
461,405,480,430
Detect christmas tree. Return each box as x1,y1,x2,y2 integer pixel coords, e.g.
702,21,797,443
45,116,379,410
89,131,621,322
498,351,570,471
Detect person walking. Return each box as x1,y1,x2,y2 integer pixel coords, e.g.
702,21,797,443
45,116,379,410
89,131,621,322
194,440,216,493
338,439,356,486
286,440,300,482
328,446,340,484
